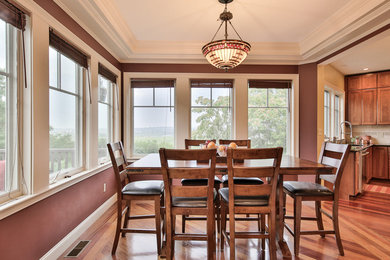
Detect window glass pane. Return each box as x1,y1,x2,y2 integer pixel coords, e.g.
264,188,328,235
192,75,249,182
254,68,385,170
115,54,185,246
324,91,330,137
191,107,231,140
133,88,153,106
249,108,288,149
155,88,173,106
133,107,174,154
98,103,110,160
248,87,290,154
0,20,5,73
98,76,110,103
49,47,58,88
269,88,288,107
191,88,210,107
212,88,230,107
0,75,6,192
334,95,340,137
60,55,77,93
248,88,267,107
49,89,81,175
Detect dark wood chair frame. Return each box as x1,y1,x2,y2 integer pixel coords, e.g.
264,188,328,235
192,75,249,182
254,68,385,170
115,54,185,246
108,142,163,255
160,148,217,260
220,147,283,260
283,142,351,256
182,139,221,234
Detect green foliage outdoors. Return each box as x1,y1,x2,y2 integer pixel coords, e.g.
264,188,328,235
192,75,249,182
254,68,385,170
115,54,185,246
134,136,174,154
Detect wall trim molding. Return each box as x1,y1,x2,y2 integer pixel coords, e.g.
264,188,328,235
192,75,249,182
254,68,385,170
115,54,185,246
40,194,116,260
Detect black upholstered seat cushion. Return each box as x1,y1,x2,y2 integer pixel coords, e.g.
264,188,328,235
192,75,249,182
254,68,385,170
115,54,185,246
283,181,333,196
221,175,264,185
122,180,164,195
172,189,217,207
181,176,222,186
219,188,269,206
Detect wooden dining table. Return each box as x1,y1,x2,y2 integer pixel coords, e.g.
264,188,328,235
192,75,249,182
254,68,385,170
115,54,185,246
126,153,336,258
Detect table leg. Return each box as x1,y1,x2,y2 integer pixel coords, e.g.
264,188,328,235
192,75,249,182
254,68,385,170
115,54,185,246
276,174,292,258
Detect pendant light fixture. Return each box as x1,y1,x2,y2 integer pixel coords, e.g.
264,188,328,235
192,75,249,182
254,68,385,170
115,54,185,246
202,0,251,70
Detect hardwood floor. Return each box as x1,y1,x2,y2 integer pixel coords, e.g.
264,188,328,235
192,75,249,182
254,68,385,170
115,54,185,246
60,192,390,259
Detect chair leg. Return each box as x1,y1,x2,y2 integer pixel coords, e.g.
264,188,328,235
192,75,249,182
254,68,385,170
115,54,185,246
294,196,302,256
166,211,173,260
181,215,186,233
207,206,216,259
111,199,123,255
260,214,266,250
220,201,226,249
121,200,131,237
315,201,325,237
154,197,162,255
333,200,344,256
269,212,277,260
229,208,236,260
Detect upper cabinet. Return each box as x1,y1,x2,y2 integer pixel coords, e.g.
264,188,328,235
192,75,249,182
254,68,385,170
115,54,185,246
346,71,390,125
378,71,390,88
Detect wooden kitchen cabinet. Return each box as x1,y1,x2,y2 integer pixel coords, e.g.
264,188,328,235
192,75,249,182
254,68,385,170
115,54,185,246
377,87,390,124
348,90,362,125
365,147,373,183
378,71,390,87
372,147,389,179
361,73,377,89
347,76,361,90
361,89,377,125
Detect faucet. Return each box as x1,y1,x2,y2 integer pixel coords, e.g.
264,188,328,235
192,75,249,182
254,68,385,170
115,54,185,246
339,121,353,142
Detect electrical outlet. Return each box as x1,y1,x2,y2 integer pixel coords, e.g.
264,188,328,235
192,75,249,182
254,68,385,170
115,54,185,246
103,183,106,192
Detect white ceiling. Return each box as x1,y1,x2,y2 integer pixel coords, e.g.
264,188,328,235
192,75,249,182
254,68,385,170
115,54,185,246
55,0,390,73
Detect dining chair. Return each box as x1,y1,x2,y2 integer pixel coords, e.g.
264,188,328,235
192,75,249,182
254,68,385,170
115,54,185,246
181,139,222,233
283,142,351,256
219,147,283,260
219,139,263,187
159,148,217,260
107,142,164,255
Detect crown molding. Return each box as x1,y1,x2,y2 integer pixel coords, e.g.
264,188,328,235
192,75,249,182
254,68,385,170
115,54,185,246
54,0,390,65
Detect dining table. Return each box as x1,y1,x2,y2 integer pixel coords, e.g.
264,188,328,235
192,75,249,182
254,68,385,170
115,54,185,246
126,153,336,258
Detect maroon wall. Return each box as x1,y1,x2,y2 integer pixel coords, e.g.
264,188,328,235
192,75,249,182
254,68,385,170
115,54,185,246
298,63,318,162
0,168,116,259
122,63,298,74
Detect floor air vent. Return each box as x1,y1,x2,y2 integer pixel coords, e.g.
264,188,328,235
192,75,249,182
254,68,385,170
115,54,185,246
65,240,90,258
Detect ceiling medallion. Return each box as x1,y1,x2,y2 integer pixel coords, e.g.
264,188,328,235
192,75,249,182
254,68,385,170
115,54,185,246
202,0,251,70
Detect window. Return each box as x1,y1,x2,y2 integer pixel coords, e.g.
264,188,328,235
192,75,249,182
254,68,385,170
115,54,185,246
0,18,20,196
324,90,330,138
191,79,233,140
334,95,340,137
49,32,86,179
248,80,291,154
131,79,175,155
98,63,116,163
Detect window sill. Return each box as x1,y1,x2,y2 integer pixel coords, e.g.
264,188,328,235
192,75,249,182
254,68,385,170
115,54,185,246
0,163,112,220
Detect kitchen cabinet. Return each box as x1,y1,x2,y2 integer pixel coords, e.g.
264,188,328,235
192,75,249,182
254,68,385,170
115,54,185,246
365,147,373,183
361,89,377,125
377,87,390,124
348,90,362,125
372,147,389,179
378,71,390,87
361,73,377,89
347,76,361,90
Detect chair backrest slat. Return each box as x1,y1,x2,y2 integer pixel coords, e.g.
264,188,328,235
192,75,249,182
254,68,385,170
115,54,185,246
185,139,216,149
169,168,210,179
219,139,251,148
233,167,275,178
171,186,208,197
234,184,272,197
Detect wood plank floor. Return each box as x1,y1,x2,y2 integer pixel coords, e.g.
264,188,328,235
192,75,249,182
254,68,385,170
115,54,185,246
60,192,390,259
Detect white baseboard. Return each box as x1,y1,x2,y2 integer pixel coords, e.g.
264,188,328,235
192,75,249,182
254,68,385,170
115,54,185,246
40,194,117,260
